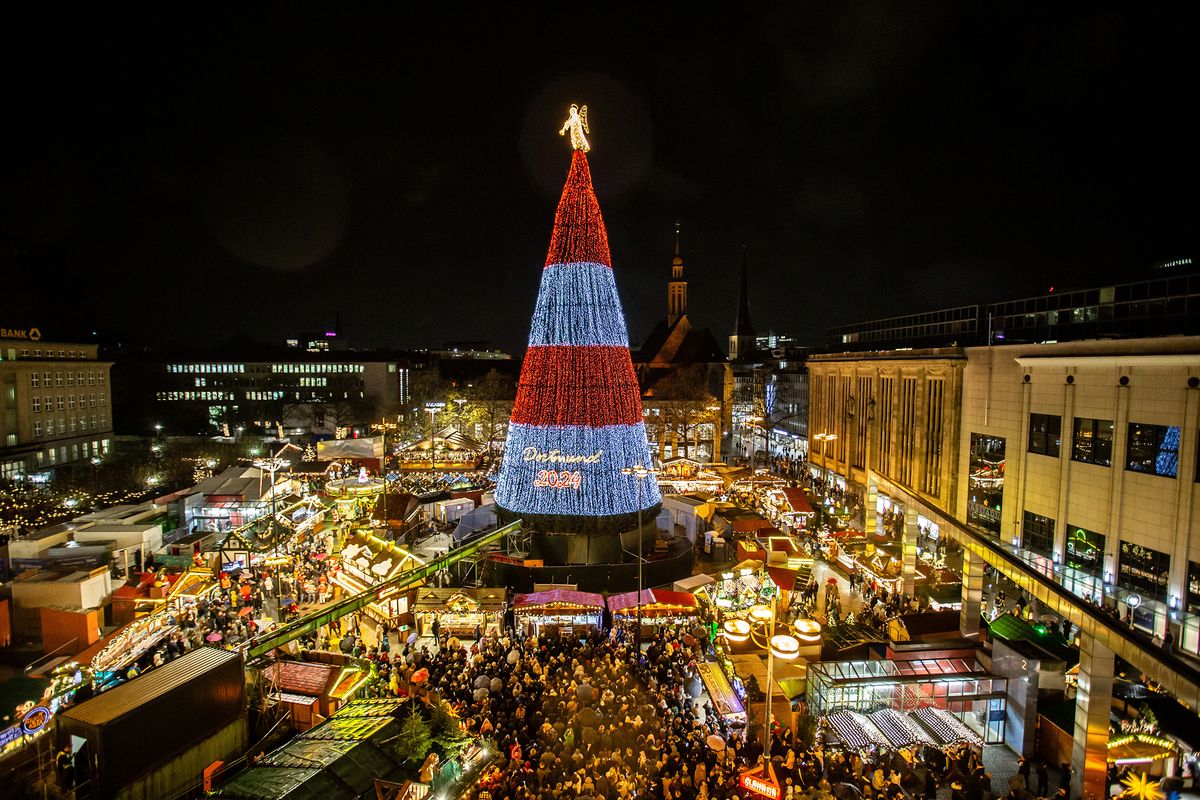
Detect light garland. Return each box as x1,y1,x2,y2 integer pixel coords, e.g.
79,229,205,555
913,707,983,747
528,263,629,347
495,132,659,520
869,709,931,748
495,424,658,516
510,346,642,426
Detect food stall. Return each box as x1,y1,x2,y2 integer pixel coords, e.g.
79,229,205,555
607,589,699,636
512,589,604,637
412,587,507,637
696,660,747,724
332,531,424,626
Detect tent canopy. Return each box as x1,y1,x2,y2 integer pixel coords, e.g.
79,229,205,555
514,589,604,612
607,589,697,614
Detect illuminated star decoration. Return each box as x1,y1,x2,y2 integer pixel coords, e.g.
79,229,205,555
1122,772,1164,800
495,106,660,518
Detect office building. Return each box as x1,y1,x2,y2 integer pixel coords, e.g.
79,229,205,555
1,332,114,480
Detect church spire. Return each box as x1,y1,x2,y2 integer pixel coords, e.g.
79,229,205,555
667,220,687,326
729,245,757,361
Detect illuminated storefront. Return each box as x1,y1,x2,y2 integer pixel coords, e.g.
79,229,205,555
808,658,1007,745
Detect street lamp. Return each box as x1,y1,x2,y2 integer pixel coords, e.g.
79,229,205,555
424,403,445,470
253,442,303,591
453,398,468,432
720,589,802,771
812,433,837,488
621,464,659,652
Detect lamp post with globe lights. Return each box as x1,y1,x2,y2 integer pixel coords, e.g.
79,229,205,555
721,588,814,773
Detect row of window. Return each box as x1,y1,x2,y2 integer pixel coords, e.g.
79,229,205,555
32,415,108,437
1024,510,1189,606
1028,412,1184,478
166,363,368,374
31,394,106,413
156,390,366,402
30,371,105,388
156,391,237,402
13,348,91,359
31,438,111,468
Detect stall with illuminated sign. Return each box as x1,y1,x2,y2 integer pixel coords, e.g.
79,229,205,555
696,660,747,724
607,589,700,635
412,587,507,638
512,589,604,637
808,658,1006,746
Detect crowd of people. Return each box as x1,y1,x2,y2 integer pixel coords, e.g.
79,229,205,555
331,619,1082,800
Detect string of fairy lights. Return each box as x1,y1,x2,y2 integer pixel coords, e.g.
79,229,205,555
495,124,660,519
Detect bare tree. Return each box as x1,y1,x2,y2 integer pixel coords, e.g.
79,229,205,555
648,365,720,459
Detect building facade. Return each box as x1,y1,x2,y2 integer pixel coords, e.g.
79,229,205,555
0,335,114,480
810,334,1200,651
807,349,965,513
114,351,414,437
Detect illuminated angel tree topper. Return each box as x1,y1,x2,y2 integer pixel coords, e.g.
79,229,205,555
495,105,661,521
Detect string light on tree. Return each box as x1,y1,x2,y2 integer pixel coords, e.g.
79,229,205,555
495,105,660,520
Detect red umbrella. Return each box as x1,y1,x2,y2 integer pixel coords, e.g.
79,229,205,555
205,632,224,642
827,577,838,584
411,668,430,683
312,553,327,560
238,606,253,616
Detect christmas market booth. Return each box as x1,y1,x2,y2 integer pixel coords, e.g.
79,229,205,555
513,589,604,637
412,587,507,638
332,531,424,626
607,589,701,635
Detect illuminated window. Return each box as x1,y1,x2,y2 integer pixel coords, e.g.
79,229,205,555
1071,417,1113,466
1126,422,1179,478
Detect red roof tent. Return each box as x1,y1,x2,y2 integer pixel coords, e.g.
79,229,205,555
781,488,814,514
606,589,698,613
767,565,799,592
513,589,605,610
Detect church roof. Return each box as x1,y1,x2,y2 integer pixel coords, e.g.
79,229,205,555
634,317,726,366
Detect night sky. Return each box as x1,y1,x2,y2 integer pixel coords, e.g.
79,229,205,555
1,6,1193,353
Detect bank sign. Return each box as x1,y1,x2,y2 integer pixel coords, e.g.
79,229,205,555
0,327,42,341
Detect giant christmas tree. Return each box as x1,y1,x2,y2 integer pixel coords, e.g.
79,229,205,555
495,106,661,545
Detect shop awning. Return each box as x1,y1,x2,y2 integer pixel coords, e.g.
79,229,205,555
766,565,798,593
673,573,717,593
607,589,697,614
513,589,603,612
412,587,507,614
781,488,815,514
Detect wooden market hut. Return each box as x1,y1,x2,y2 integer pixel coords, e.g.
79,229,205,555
606,589,699,629
512,589,604,637
411,587,507,637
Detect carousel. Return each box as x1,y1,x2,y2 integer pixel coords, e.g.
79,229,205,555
395,427,484,471
412,587,507,638
513,589,605,637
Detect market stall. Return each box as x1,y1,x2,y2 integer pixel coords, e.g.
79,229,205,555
607,589,700,635
332,531,424,625
412,587,507,638
512,589,604,637
696,660,747,723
